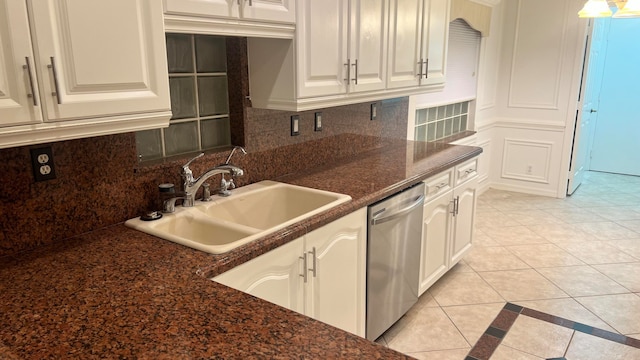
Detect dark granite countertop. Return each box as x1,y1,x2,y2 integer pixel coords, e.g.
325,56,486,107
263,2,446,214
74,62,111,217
0,139,480,359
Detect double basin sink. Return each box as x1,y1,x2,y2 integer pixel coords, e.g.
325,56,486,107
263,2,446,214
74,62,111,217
125,181,352,254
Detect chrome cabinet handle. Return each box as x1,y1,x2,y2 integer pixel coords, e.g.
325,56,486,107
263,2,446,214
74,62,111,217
450,196,459,216
417,58,423,78
299,253,308,283
344,59,351,84
424,59,429,79
47,57,62,104
352,59,358,84
435,182,447,190
23,57,38,106
308,247,317,278
590,109,597,113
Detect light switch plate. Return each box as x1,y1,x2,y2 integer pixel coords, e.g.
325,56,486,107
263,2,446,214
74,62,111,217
314,112,322,131
291,115,300,136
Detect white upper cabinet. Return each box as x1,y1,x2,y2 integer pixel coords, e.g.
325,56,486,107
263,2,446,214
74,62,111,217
248,0,392,110
387,0,449,89
0,0,171,149
423,0,449,86
164,0,239,18
387,0,423,89
163,0,295,24
241,0,295,23
0,0,42,126
347,0,388,93
296,0,387,97
296,0,349,98
248,0,449,111
29,0,170,122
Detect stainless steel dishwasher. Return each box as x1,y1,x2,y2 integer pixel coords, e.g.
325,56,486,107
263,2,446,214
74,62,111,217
366,183,425,341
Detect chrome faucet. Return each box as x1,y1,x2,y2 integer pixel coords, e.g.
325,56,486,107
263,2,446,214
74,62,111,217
162,152,244,212
219,146,247,197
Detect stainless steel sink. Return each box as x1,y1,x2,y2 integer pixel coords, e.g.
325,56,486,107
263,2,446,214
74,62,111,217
125,181,351,254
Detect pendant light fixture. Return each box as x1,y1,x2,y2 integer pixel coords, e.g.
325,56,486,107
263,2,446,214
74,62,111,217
613,0,640,17
578,0,640,18
578,0,613,18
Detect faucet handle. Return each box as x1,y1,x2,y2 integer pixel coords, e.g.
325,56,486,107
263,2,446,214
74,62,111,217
181,153,204,182
183,153,204,170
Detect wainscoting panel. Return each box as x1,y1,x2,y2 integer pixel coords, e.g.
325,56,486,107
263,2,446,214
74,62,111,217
501,138,553,184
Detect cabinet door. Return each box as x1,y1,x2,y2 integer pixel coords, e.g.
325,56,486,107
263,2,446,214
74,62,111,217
29,0,170,121
421,0,449,86
213,238,305,314
305,208,366,336
163,0,239,18
450,177,477,265
0,0,42,126
296,0,348,98
419,190,452,295
386,0,423,89
241,0,295,23
348,0,388,93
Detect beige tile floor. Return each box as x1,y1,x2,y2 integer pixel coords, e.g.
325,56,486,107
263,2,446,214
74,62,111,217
376,171,640,359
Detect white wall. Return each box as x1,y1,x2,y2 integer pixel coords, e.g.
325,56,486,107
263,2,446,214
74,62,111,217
475,0,588,197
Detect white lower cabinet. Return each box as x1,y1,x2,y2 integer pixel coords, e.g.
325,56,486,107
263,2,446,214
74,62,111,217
419,157,478,295
213,207,367,337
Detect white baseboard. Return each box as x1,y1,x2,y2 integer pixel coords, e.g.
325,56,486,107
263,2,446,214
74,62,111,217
483,182,560,198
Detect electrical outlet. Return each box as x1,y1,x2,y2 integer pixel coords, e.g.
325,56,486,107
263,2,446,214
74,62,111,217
371,103,378,120
30,146,56,182
314,112,323,131
291,115,300,136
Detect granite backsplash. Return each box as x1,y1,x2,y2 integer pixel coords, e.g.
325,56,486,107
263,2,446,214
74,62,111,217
0,98,409,257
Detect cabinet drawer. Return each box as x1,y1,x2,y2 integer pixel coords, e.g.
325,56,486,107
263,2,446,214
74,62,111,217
455,158,478,186
423,169,453,201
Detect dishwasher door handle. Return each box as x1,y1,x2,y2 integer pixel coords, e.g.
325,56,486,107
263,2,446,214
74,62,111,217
371,195,425,225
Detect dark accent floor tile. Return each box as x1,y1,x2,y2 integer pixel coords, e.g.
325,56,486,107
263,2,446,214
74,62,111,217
490,308,519,331
626,336,640,348
485,326,507,339
591,328,629,344
504,302,523,313
468,333,501,360
522,307,575,328
573,322,594,334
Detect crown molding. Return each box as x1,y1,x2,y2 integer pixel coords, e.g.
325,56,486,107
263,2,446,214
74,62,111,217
469,0,502,7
